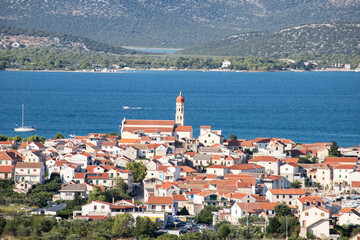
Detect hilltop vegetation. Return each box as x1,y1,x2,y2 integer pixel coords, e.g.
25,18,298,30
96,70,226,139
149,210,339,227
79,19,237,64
179,23,360,57
0,24,143,55
0,0,359,47
1,48,359,72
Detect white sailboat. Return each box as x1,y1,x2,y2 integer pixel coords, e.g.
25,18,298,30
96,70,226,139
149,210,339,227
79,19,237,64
14,104,36,132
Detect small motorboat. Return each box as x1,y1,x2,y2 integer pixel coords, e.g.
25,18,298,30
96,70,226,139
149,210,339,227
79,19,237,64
123,106,131,109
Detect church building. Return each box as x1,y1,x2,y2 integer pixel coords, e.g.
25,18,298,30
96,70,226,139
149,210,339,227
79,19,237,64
120,92,193,141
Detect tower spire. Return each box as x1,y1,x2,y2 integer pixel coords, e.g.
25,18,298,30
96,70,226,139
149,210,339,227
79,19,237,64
175,91,185,126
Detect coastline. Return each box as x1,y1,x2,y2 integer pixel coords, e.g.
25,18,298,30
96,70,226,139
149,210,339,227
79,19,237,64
3,68,359,73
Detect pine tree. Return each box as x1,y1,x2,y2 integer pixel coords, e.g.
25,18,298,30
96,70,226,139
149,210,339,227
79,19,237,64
328,141,340,157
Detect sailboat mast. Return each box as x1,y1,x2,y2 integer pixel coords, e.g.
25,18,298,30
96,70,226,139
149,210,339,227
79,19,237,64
22,104,24,127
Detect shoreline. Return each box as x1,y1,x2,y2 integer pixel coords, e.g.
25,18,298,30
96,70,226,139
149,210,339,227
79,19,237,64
3,68,359,73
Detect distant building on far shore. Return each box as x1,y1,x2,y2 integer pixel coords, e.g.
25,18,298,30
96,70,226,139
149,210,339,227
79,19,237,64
222,61,231,68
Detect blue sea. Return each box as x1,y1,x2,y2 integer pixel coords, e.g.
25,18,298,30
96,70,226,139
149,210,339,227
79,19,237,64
0,71,359,147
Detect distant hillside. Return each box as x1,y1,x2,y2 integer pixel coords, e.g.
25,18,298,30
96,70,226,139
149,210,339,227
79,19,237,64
0,24,142,55
0,0,359,47
179,23,360,56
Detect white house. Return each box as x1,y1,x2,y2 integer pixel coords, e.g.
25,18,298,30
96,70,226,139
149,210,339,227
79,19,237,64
249,156,281,175
14,162,45,184
266,189,308,205
60,165,80,183
198,126,224,147
206,165,229,177
60,184,88,200
81,200,111,216
69,152,92,169
333,164,356,186
337,208,360,226
299,206,331,239
146,196,176,215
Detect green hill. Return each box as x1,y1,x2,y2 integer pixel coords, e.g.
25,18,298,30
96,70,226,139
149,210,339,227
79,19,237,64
0,24,143,55
0,0,359,47
179,23,360,56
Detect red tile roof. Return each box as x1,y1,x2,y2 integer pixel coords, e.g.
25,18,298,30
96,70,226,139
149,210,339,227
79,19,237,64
229,164,264,170
75,173,86,179
0,151,21,160
16,162,43,168
0,165,14,173
30,141,46,148
263,175,283,180
351,181,360,188
124,120,174,126
158,165,171,172
333,164,355,169
237,202,279,212
119,139,141,144
285,158,299,164
172,194,187,201
339,207,356,214
325,157,358,164
92,200,112,205
174,126,193,132
207,164,227,169
102,141,117,146
181,166,197,173
269,189,308,195
297,196,325,204
252,138,271,143
250,156,279,162
147,196,173,204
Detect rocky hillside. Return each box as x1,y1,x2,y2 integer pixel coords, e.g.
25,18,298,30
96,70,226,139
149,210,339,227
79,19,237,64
0,0,359,47
0,25,142,55
179,23,360,56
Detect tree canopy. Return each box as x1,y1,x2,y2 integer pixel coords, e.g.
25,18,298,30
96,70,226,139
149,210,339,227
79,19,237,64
126,161,147,183
55,133,65,139
329,140,340,157
274,202,292,217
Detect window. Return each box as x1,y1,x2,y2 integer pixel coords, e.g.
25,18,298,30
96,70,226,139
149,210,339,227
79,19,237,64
321,213,324,216
204,140,207,143
305,212,309,216
102,206,105,209
152,205,156,210
162,205,165,210
208,134,210,137
94,205,97,210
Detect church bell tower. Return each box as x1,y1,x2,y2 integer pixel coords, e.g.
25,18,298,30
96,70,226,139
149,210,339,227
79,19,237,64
175,91,185,126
